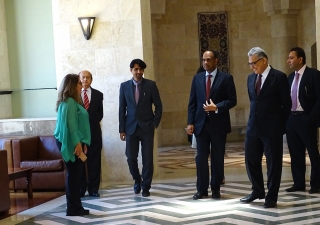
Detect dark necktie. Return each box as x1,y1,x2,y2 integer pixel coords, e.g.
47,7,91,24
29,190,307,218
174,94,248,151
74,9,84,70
135,84,140,104
291,72,300,111
255,74,262,96
83,90,89,110
206,75,212,100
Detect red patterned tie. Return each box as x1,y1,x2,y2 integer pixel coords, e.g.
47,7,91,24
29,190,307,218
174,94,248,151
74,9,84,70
206,75,212,100
83,90,89,110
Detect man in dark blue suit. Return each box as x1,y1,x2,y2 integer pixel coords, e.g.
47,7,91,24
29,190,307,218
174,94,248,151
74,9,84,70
285,47,320,194
240,47,291,208
186,50,237,199
119,59,162,197
79,70,104,197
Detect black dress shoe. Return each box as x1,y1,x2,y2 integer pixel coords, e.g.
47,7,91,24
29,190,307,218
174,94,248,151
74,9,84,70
309,187,320,194
212,190,221,199
142,189,150,197
134,181,141,194
66,209,90,216
264,199,277,208
89,192,100,197
193,191,208,200
240,193,265,203
285,186,305,192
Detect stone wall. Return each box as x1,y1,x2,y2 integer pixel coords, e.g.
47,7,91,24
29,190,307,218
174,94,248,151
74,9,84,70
0,0,317,183
0,0,12,119
152,0,316,146
52,0,155,182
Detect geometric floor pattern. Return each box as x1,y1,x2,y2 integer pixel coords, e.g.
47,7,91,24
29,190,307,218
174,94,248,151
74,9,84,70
1,142,317,225
158,143,310,170
16,181,320,225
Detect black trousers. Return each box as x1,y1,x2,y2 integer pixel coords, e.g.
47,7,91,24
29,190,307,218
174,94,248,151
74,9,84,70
195,121,226,192
80,138,102,194
286,113,320,189
245,135,283,202
126,126,154,191
56,140,85,214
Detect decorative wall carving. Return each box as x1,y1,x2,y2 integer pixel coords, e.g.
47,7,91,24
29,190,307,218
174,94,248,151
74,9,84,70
198,12,229,73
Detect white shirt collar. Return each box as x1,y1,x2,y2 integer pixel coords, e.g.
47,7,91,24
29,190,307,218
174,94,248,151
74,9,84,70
261,65,271,78
82,87,91,92
296,64,307,76
206,68,217,77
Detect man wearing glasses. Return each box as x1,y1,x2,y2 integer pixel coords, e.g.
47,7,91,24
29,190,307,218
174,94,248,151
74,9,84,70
240,47,291,208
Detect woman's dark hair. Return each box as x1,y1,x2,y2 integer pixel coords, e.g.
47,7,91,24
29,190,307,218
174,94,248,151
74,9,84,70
56,74,81,111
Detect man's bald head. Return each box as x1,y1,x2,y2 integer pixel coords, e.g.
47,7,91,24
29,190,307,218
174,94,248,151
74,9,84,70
79,70,93,89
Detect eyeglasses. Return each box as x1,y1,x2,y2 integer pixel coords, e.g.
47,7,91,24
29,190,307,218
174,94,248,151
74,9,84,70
247,58,263,67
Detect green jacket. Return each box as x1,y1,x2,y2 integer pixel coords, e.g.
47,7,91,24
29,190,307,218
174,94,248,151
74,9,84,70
54,97,91,162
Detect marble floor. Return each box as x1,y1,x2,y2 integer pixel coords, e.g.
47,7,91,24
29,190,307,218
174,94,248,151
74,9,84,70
0,142,317,225
0,191,64,220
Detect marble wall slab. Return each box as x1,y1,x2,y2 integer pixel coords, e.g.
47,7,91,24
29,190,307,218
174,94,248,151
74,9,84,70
51,0,155,182
0,0,12,119
0,118,56,136
0,95,12,119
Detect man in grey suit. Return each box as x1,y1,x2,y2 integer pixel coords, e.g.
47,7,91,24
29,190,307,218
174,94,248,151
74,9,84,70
119,59,162,197
285,47,320,194
240,47,291,208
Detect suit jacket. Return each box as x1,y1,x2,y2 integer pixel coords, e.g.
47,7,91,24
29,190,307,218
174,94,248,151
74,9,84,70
119,78,162,135
87,88,103,141
187,70,237,135
246,67,291,137
288,66,320,127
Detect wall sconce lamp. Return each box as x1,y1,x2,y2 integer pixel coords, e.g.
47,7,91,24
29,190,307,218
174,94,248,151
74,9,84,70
78,17,96,40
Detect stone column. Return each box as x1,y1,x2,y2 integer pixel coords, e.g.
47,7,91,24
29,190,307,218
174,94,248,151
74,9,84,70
52,0,157,182
263,0,301,74
141,0,159,177
315,0,320,147
0,0,12,119
316,1,320,68
270,14,297,74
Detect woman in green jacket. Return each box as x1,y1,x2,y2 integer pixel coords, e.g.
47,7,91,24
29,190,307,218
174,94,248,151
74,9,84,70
54,74,91,216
